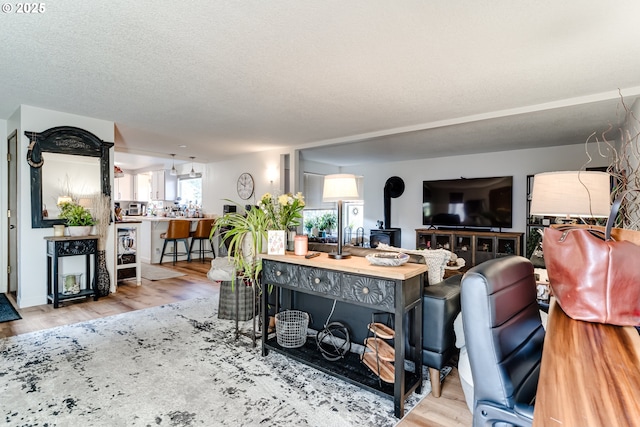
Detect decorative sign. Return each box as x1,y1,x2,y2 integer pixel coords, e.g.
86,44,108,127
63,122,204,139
268,230,286,255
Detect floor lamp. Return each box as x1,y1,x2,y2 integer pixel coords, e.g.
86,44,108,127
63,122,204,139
323,174,360,259
530,171,610,221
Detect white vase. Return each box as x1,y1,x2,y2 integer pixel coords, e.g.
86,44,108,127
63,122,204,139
67,226,91,237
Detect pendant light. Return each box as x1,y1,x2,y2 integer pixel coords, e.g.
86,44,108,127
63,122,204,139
189,156,196,178
170,154,178,176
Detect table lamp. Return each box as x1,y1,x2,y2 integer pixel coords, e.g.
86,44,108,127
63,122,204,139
530,171,610,221
323,174,360,259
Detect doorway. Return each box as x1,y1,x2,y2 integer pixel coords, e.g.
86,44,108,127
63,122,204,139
7,130,18,295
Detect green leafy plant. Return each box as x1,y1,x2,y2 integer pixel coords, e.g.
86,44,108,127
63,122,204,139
304,216,317,234
259,192,305,230
319,212,337,233
58,202,96,226
210,201,270,288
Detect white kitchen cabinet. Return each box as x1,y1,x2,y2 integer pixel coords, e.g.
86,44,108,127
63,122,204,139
114,173,133,201
150,170,177,201
136,173,151,202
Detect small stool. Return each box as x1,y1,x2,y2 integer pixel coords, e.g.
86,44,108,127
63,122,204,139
189,219,216,262
160,220,191,265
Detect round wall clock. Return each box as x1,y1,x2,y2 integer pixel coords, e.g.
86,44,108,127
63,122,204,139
237,172,255,200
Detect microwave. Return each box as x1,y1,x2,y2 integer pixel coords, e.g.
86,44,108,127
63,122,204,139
128,203,142,216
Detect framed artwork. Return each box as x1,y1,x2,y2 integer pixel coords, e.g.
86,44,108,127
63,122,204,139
268,230,285,255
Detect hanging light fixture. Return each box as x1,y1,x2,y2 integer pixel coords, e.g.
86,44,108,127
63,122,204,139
189,156,196,178
169,154,178,176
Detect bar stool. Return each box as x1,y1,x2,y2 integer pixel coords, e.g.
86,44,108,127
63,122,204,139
160,220,191,265
189,219,216,262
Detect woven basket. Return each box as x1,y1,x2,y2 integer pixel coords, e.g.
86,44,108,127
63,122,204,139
275,310,309,348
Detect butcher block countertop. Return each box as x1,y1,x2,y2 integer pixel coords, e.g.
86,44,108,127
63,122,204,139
261,252,427,281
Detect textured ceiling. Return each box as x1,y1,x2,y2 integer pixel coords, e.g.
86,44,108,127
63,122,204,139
1,1,640,167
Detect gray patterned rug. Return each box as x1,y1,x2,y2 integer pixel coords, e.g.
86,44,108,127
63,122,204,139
0,297,437,426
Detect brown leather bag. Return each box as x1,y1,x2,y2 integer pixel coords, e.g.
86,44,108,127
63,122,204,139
544,195,640,326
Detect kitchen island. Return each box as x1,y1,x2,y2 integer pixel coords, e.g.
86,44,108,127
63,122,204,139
123,216,212,264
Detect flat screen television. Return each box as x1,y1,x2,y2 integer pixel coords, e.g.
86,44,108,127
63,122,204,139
422,176,513,229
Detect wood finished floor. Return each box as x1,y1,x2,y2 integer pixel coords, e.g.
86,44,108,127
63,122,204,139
1,259,472,427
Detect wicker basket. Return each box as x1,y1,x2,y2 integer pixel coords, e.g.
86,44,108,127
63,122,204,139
275,310,309,348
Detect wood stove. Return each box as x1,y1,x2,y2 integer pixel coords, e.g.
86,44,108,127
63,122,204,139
370,228,402,248
370,176,405,248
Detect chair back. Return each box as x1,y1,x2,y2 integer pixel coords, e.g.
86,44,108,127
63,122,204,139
461,256,544,426
192,219,215,239
165,220,191,239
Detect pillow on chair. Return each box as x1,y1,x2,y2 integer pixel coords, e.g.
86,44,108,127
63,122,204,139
207,258,236,282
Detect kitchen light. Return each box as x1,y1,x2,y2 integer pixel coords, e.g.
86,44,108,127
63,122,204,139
170,154,178,176
189,157,196,178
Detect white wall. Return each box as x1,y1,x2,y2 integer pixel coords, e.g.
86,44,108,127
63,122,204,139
202,150,283,215
12,105,115,308
302,143,608,249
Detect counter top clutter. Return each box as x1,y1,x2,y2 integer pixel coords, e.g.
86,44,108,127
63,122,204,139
121,216,215,222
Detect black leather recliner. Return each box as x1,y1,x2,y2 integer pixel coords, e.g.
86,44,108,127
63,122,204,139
461,256,545,427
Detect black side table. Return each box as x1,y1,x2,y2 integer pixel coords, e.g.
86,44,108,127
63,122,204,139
44,236,99,308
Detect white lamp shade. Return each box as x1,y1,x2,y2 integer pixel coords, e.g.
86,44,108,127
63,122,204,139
530,171,610,218
322,174,359,202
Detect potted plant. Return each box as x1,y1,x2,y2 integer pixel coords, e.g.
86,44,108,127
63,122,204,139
304,216,316,236
320,212,337,236
211,202,270,339
58,201,95,236
212,203,270,288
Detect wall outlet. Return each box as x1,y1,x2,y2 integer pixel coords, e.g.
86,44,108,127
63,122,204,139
155,248,160,254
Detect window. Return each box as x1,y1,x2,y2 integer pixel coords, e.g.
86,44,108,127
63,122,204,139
301,172,364,239
178,176,202,206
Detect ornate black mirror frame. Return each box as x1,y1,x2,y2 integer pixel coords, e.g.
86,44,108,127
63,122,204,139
25,126,114,228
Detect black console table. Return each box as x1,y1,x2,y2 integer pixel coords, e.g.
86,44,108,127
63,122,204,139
261,253,426,418
44,236,99,308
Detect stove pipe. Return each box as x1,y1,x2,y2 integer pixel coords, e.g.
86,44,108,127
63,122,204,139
383,176,405,228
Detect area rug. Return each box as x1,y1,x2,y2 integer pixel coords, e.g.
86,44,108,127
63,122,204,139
0,293,21,323
140,263,187,281
0,296,441,427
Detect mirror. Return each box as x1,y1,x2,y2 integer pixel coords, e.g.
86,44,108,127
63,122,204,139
26,126,114,228
42,154,101,219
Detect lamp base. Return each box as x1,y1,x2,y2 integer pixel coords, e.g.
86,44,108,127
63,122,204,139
328,251,351,260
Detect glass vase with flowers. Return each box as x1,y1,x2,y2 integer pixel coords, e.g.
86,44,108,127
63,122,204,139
260,192,305,251
259,192,306,230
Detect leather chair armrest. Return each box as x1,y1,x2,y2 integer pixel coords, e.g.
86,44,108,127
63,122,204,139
514,403,535,421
